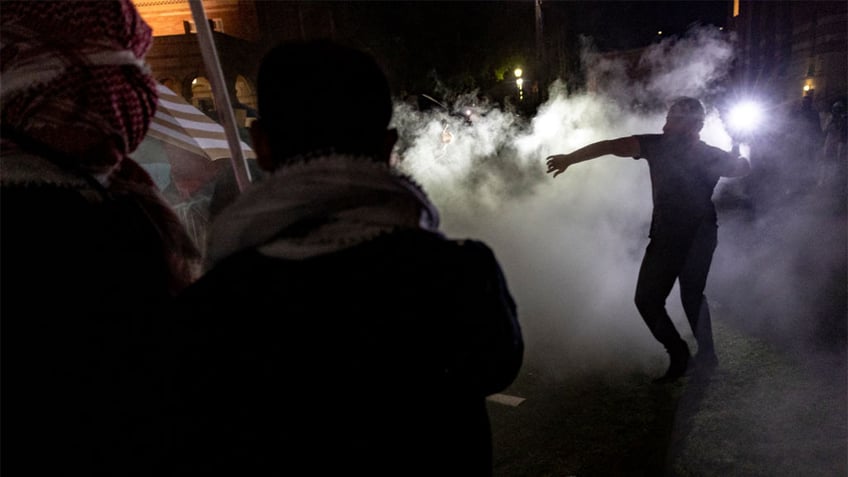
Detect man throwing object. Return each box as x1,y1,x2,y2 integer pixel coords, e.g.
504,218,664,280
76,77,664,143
546,97,750,383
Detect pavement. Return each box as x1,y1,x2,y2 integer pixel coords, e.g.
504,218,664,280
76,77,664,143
486,184,847,476
488,318,847,476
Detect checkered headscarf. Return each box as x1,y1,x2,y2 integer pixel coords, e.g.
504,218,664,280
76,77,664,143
1,0,157,176
1,0,201,292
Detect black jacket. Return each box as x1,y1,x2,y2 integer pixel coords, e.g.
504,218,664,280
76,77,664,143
165,229,523,476
1,169,177,475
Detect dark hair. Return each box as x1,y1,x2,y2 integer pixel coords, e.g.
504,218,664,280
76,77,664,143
669,97,706,121
256,40,393,163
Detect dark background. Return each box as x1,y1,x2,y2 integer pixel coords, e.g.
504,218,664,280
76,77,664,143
255,1,731,99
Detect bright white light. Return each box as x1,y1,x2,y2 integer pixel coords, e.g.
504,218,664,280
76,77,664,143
739,143,751,159
727,101,762,133
516,78,524,88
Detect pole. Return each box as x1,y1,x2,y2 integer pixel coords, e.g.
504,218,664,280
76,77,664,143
188,0,252,191
534,0,545,107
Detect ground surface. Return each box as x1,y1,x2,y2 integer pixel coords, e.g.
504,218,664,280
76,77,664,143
489,319,847,476
488,185,847,476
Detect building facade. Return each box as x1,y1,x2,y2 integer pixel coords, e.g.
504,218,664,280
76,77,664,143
132,0,262,126
730,0,847,116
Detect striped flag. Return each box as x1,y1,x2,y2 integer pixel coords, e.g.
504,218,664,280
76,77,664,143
148,83,256,161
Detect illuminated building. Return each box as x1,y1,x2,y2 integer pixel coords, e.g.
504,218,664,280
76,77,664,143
132,0,262,126
729,1,847,113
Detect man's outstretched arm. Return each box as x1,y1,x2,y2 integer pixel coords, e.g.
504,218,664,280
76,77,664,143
545,136,640,177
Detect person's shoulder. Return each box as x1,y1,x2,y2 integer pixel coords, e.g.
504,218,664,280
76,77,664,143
697,140,724,151
179,249,269,298
1,151,106,206
446,237,499,261
697,141,733,158
1,161,110,239
395,230,497,259
632,134,662,159
632,133,661,145
440,238,508,283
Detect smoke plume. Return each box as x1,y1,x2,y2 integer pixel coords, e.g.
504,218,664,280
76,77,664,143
390,25,844,378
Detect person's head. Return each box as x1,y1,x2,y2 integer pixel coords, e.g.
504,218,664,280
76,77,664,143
2,0,201,292
0,0,157,174
250,40,396,171
802,94,814,110
662,97,706,138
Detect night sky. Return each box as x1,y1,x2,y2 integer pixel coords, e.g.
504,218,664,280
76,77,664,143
364,1,731,87
256,1,731,95
572,0,730,49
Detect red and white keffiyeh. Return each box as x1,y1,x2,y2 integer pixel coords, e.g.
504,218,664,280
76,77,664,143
1,0,158,177
0,0,200,292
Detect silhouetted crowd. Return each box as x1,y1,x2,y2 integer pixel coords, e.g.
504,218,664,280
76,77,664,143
1,2,521,475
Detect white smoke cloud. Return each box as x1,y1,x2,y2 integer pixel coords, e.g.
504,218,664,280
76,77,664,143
583,26,736,111
390,26,843,378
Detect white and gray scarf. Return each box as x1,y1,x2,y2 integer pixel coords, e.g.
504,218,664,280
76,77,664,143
205,154,440,269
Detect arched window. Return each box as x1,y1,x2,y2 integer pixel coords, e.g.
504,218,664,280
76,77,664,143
190,76,215,116
160,77,181,96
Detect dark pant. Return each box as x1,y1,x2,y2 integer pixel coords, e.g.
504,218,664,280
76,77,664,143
634,223,717,357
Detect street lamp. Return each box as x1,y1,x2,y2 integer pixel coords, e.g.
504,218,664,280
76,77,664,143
726,99,763,160
802,79,814,97
514,67,524,101
727,100,762,135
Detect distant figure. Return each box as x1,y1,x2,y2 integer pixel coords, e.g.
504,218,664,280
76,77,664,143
0,0,199,472
546,98,750,383
819,100,847,197
168,40,523,475
824,100,848,157
798,95,824,144
782,95,823,195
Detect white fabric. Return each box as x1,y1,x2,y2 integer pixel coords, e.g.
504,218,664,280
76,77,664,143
205,154,440,268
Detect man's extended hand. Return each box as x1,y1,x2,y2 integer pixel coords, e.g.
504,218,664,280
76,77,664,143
545,138,635,177
546,154,575,178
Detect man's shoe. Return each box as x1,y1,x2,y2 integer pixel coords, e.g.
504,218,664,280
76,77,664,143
653,345,691,384
694,352,719,373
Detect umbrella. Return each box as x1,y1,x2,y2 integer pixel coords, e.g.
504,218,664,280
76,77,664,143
147,82,256,162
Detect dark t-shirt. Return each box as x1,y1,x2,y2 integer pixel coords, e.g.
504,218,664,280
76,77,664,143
634,134,739,237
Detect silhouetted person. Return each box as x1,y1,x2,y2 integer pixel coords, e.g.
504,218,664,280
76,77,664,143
799,95,824,144
819,99,847,201
782,95,823,196
0,0,199,473
546,97,750,383
167,40,523,475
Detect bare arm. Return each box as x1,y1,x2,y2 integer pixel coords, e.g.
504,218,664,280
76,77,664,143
545,136,640,178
